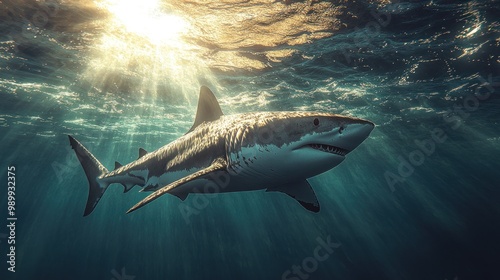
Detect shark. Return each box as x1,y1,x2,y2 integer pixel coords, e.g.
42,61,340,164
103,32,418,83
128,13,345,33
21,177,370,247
69,86,374,216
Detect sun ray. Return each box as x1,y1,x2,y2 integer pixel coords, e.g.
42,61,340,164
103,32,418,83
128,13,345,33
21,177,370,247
84,0,217,101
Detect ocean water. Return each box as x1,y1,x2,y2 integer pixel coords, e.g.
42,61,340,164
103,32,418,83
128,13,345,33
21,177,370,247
0,0,499,279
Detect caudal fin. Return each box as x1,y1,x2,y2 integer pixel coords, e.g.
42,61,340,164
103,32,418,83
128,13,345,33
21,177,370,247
68,135,109,216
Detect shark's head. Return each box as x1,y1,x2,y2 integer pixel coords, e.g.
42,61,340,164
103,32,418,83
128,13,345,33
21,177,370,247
285,112,374,175
187,86,374,182
281,112,374,153
230,112,375,180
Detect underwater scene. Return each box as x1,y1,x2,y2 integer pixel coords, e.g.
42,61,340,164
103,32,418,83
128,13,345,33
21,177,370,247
0,0,499,279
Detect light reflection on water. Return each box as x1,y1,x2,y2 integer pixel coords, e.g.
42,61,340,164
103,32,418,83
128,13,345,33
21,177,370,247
0,0,495,119
81,0,346,98
0,0,390,100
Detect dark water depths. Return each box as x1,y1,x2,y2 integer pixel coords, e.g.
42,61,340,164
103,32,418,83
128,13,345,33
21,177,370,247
1,0,499,279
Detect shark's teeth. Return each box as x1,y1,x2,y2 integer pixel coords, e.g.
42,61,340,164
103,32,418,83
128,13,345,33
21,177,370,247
308,144,349,156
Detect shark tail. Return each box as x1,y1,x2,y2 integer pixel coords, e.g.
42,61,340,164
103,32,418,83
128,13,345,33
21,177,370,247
68,135,110,216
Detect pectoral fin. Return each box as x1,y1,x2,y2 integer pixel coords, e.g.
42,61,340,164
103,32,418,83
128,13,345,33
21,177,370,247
172,192,189,201
267,180,320,212
127,158,227,213
121,183,135,193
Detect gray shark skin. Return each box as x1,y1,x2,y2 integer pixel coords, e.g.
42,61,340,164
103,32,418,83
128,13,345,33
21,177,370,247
69,86,374,216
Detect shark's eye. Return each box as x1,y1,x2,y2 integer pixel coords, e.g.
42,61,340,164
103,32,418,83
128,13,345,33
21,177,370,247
339,126,345,134
313,118,319,126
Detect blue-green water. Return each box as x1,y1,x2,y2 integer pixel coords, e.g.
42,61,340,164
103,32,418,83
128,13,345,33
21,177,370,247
1,0,499,279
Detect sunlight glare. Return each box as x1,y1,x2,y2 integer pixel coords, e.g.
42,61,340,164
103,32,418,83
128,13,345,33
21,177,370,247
84,0,217,101
101,0,188,45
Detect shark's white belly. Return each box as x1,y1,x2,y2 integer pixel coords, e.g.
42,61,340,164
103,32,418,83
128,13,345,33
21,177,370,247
142,142,344,198
148,168,266,198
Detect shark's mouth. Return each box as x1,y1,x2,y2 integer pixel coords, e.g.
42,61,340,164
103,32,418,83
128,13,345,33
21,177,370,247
308,144,349,156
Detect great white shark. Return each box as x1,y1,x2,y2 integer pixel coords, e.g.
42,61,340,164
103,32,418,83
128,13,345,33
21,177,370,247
69,86,374,216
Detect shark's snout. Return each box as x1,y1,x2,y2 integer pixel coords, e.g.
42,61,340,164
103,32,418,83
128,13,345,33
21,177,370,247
338,120,375,151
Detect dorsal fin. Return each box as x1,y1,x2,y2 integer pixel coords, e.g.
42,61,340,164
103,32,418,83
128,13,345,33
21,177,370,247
187,86,224,134
114,161,122,170
138,148,147,159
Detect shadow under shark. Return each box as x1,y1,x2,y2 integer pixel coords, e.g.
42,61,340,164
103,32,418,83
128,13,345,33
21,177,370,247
69,86,374,216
